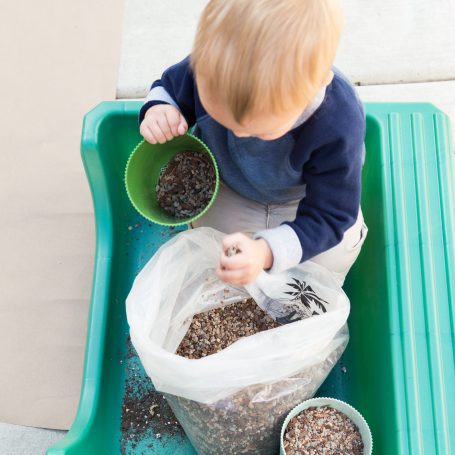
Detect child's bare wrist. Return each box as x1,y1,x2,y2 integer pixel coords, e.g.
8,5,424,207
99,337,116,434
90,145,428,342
256,238,273,270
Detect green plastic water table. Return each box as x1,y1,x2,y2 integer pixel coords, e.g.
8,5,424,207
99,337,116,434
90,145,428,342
47,101,455,455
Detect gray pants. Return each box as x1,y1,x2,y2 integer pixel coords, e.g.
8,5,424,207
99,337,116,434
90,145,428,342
193,181,368,285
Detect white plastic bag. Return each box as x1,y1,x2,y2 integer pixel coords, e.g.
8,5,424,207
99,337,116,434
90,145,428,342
126,227,350,454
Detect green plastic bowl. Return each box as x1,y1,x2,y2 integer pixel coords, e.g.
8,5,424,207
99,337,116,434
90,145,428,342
125,134,219,226
280,397,373,455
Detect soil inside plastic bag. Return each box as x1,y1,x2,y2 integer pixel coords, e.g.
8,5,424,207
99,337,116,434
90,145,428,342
176,298,280,359
169,298,347,455
166,341,346,455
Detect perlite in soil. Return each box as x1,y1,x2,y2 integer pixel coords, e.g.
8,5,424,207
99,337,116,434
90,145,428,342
283,406,364,455
175,298,280,359
126,228,351,455
169,298,347,455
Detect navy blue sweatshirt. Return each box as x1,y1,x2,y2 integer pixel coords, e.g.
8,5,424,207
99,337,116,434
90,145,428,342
140,57,366,273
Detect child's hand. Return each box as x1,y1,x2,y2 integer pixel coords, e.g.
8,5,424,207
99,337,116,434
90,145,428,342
216,233,273,285
140,104,188,144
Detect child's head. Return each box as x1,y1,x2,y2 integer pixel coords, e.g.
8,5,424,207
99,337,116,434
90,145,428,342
191,0,342,140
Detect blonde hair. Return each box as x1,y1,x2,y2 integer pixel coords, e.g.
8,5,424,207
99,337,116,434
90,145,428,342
191,0,343,123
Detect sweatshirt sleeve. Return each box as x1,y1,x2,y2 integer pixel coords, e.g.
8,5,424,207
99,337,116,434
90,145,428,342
255,121,365,274
139,56,197,126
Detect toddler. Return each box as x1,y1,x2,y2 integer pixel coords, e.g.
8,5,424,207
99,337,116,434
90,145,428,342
139,0,368,286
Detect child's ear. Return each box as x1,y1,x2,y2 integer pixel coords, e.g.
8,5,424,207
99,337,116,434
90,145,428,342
323,70,334,87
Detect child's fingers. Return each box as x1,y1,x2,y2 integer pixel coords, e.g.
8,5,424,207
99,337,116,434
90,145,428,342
216,264,252,285
150,123,166,144
151,120,169,144
164,108,183,136
177,116,188,135
139,122,156,144
156,115,175,142
219,253,246,270
138,110,187,145
222,233,248,253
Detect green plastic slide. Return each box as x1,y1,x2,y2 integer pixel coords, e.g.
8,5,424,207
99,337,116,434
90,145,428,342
47,101,455,454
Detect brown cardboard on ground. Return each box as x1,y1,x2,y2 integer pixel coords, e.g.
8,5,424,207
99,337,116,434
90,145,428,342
0,0,123,430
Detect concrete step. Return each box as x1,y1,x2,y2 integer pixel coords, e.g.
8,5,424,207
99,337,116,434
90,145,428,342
0,423,66,455
358,80,455,148
118,0,455,98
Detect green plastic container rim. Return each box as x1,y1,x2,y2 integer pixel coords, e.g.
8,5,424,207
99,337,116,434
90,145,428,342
280,397,373,454
124,133,220,227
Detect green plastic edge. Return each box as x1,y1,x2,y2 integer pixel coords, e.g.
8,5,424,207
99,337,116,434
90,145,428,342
46,100,455,455
45,102,127,454
367,102,455,455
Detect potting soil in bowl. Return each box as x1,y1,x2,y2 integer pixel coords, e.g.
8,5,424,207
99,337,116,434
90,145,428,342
283,405,364,454
156,151,216,219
